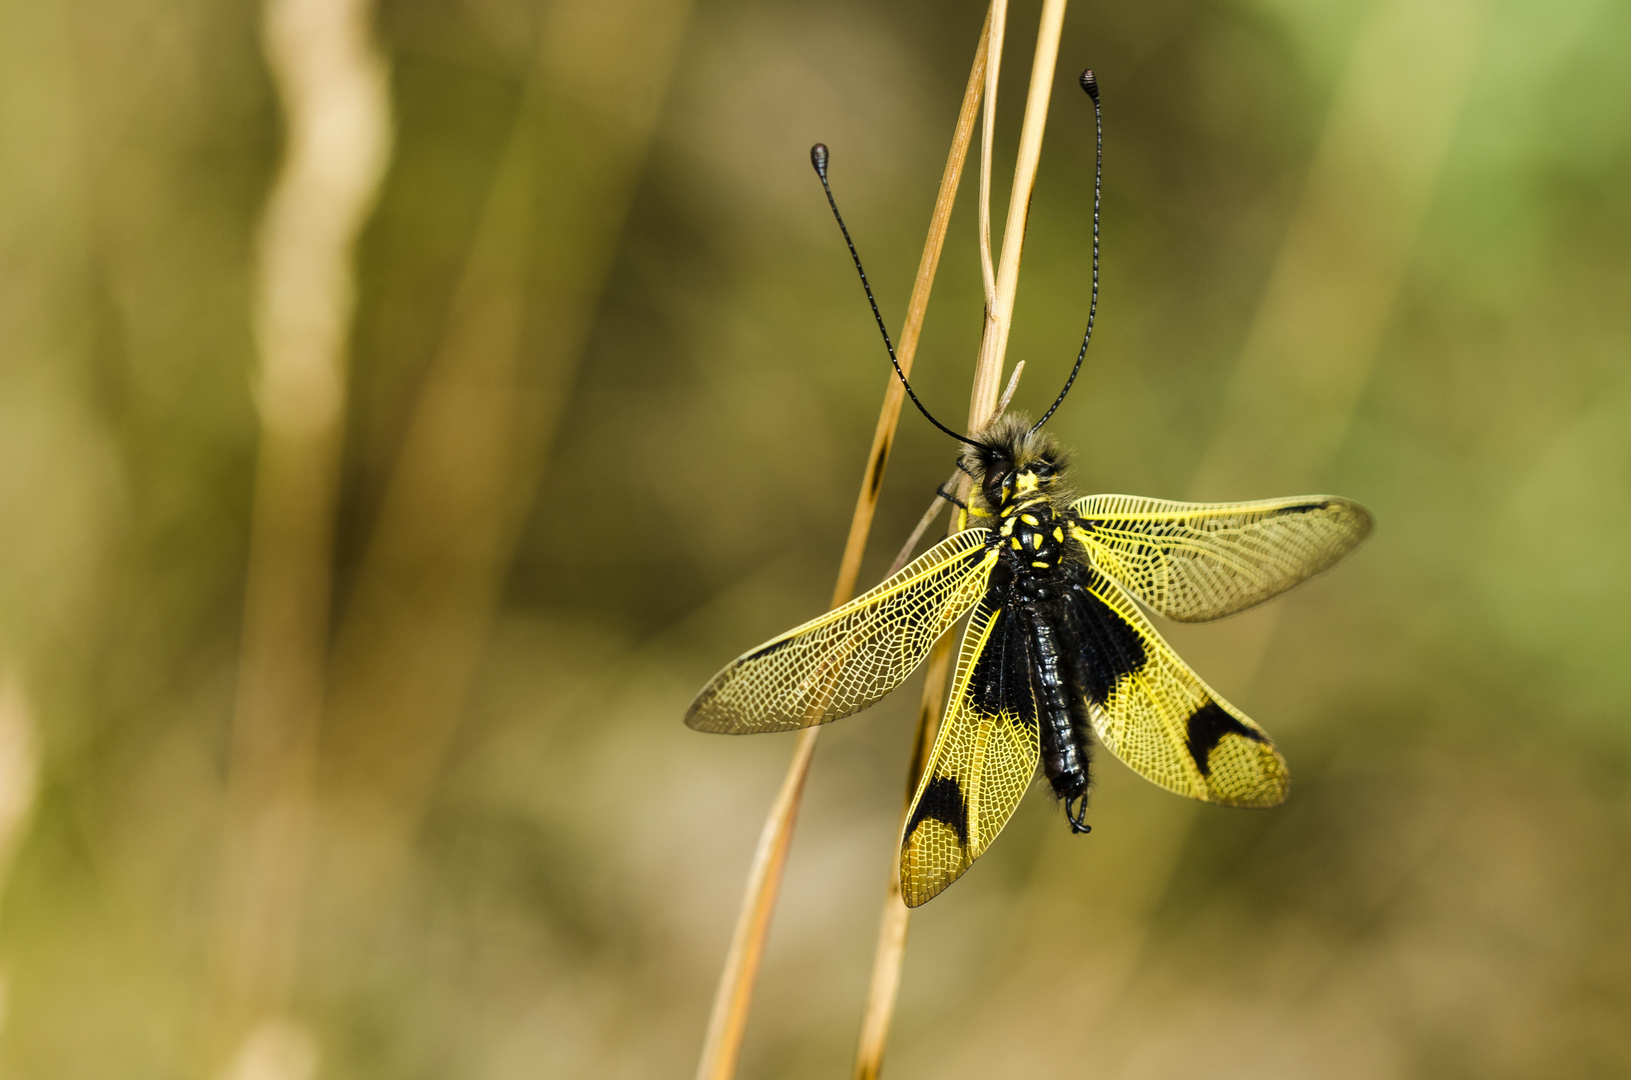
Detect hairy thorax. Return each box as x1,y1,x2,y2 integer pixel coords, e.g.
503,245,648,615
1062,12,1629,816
962,414,1081,587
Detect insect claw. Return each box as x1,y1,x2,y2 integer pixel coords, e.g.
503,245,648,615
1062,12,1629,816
1066,793,1092,834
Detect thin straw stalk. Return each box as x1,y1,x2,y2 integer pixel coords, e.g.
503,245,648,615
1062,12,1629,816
977,0,1008,310
691,14,993,1080
884,360,1025,581
968,0,1068,428
853,4,1068,1077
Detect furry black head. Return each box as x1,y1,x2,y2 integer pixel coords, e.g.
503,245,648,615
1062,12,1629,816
962,414,1072,512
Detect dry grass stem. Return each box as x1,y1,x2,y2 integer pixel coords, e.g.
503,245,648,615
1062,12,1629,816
826,8,995,606
968,0,1067,426
885,359,1026,578
977,0,1008,310
692,11,993,1080
993,357,1028,425
306,0,692,985
0,672,38,893
854,3,1068,1076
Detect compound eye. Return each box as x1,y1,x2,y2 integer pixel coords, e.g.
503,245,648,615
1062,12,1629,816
1033,462,1056,478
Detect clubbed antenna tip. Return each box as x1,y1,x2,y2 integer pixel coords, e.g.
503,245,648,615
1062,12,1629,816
810,143,829,179
1031,67,1104,435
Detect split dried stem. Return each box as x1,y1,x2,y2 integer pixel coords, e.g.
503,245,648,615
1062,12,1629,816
691,12,993,1080
853,3,1068,1077
977,0,1007,312
968,0,1068,428
885,359,1025,580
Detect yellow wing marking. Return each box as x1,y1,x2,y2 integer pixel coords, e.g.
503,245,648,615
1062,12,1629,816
685,530,995,734
1070,494,1372,622
1077,570,1288,807
899,598,1038,907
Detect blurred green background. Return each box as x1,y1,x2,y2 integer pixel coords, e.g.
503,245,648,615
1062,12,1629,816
1,0,1629,1077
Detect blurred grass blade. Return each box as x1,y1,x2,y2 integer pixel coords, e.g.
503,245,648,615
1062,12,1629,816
305,0,695,1005
208,0,390,1064
1190,0,1489,499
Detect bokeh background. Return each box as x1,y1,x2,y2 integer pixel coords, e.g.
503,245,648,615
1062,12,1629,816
1,0,1629,1077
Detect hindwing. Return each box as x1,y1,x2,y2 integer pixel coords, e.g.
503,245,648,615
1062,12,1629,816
686,530,996,734
1061,566,1288,807
899,592,1038,907
1071,494,1371,622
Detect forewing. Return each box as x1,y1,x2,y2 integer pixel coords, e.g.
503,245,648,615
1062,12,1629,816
686,530,995,734
1071,494,1372,622
899,595,1038,907
1063,567,1288,807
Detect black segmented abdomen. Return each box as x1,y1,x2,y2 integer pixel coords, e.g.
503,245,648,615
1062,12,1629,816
1024,605,1089,801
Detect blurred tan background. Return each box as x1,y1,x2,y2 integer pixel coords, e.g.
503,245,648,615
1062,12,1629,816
1,0,1629,1077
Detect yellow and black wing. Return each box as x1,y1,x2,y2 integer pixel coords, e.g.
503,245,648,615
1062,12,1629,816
1070,494,1372,622
686,530,996,734
899,595,1038,907
1062,566,1287,807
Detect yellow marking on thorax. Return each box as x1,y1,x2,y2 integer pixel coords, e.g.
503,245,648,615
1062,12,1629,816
1031,560,1050,569
1002,493,1049,515
1053,526,1064,542
1010,537,1022,550
1021,513,1040,526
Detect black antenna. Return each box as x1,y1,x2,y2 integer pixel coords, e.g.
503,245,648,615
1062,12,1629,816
810,144,989,451
1030,69,1102,434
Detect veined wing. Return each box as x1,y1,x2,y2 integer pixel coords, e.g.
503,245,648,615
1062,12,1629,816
686,530,995,734
1070,494,1372,622
1062,566,1288,807
899,593,1037,907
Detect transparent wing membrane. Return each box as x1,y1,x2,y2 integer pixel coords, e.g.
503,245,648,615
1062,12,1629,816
899,598,1039,907
685,530,995,734
688,488,1368,903
1072,494,1372,622
1073,569,1288,807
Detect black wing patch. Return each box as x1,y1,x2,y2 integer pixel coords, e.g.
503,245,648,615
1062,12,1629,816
1062,569,1147,706
899,593,1041,906
1185,701,1267,777
905,774,970,849
1060,563,1289,807
970,599,1040,733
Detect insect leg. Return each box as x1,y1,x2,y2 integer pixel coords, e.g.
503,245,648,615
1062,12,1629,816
936,484,969,511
